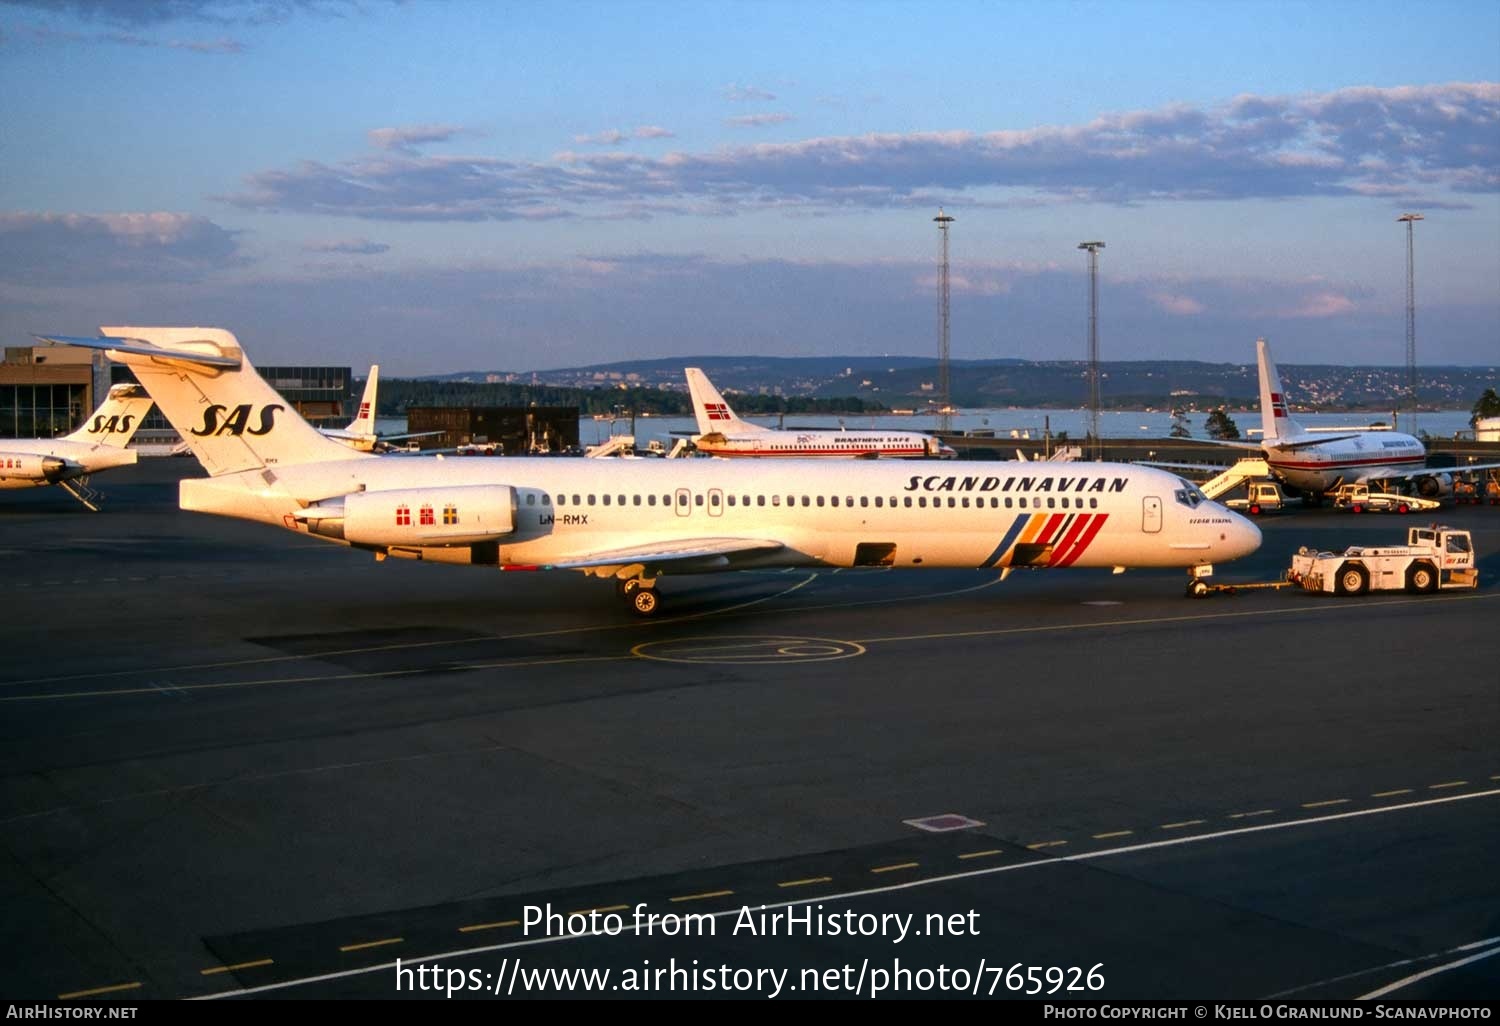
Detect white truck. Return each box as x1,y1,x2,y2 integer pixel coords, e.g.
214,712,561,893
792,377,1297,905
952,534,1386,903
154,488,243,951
1224,481,1286,515
1287,525,1478,595
1329,482,1440,515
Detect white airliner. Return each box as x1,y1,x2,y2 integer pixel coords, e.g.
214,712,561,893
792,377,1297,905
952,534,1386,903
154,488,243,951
39,328,1262,613
686,367,956,459
317,365,441,453
0,383,155,510
1230,339,1500,501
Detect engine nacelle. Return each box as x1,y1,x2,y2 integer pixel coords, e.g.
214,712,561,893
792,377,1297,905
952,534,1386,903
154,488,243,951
0,452,68,482
1414,473,1452,499
295,485,516,547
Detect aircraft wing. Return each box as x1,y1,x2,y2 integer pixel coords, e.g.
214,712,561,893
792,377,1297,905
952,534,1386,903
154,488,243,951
542,537,784,572
1267,435,1362,450
1368,461,1500,483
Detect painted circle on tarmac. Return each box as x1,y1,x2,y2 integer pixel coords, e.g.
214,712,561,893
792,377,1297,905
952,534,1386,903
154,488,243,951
632,635,866,665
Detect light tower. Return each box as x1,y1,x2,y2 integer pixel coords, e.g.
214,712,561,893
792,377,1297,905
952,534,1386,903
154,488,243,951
1397,213,1423,432
934,208,955,433
1078,241,1105,460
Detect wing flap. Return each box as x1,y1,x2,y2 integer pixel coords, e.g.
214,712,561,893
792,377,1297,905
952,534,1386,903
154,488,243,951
542,537,783,571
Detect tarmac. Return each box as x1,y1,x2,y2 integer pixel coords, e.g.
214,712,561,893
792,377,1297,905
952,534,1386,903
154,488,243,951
1,458,1497,1001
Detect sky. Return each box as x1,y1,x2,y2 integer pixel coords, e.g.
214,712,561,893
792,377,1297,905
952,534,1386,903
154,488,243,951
1,0,1497,376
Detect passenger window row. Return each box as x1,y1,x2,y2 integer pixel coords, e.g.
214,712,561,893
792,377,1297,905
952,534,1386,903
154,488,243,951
519,492,1101,510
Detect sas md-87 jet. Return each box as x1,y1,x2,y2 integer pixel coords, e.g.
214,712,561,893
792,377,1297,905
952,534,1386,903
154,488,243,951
0,383,155,510
686,367,956,459
40,328,1262,613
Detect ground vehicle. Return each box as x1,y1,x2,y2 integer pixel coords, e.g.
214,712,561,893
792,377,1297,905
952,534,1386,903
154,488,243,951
1286,525,1477,595
1224,481,1286,515
1328,482,1440,514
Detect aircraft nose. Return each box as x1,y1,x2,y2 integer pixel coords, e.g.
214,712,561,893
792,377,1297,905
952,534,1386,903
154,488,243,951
1223,509,1262,560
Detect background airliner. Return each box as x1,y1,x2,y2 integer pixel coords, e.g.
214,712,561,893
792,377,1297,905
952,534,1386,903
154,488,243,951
317,364,441,452
1241,339,1500,501
41,328,1261,614
0,383,154,510
686,367,955,459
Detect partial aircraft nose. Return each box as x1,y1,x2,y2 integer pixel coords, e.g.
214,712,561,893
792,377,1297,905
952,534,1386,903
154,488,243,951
1218,506,1262,561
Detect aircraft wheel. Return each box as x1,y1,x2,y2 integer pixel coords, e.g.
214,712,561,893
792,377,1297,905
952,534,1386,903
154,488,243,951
1335,563,1369,596
629,587,661,617
1406,563,1437,594
1187,580,1210,599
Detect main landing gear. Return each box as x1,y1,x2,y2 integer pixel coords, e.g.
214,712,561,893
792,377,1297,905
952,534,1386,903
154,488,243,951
616,577,662,617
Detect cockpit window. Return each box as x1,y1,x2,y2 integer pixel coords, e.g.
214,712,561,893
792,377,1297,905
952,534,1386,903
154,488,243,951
1173,478,1206,508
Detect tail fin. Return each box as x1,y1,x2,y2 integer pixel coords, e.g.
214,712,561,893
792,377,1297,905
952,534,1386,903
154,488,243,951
347,364,378,435
63,383,154,447
37,328,369,477
684,367,760,435
1257,337,1306,443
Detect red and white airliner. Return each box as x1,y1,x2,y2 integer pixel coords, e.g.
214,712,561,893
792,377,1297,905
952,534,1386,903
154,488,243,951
40,328,1262,613
1241,339,1500,500
686,367,955,459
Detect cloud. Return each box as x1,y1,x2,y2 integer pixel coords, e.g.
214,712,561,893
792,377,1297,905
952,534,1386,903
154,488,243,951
2,250,1490,368
1151,292,1205,316
724,83,776,102
302,237,390,255
574,129,628,146
0,211,243,285
725,113,794,128
221,83,1500,223
572,125,677,146
1278,290,1357,318
1,1,383,27
368,124,465,153
5,21,245,51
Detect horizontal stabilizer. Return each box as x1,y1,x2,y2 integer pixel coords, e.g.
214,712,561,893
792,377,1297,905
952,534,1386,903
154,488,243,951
35,334,241,368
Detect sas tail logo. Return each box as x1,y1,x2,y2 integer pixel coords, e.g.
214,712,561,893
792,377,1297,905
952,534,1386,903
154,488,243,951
190,403,284,437
88,414,136,434
704,403,732,422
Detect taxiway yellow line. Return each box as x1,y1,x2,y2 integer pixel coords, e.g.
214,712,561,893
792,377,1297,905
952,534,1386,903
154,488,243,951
339,937,403,953
870,862,919,874
58,982,141,1000
669,890,734,903
201,959,273,976
777,876,833,888
459,920,520,933
957,849,1004,860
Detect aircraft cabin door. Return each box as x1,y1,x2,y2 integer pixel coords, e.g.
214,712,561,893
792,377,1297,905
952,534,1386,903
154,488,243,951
1142,495,1163,533
707,488,723,517
675,487,691,517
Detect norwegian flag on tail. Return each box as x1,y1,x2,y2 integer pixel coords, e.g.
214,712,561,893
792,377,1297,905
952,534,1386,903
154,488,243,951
1269,392,1287,419
704,403,732,422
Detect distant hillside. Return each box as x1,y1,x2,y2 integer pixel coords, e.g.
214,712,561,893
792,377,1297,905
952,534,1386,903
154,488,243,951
416,355,1496,412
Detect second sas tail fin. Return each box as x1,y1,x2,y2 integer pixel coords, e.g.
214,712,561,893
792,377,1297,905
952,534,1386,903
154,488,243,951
63,383,155,447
